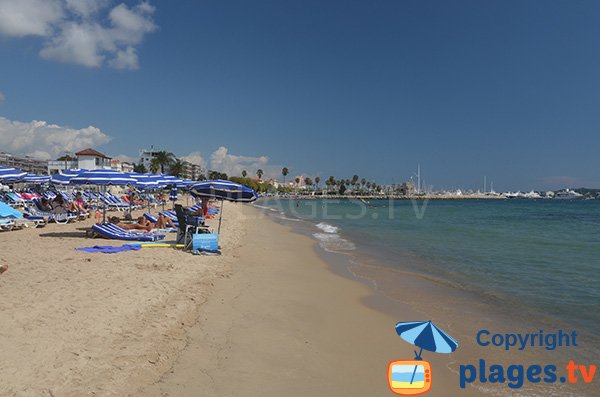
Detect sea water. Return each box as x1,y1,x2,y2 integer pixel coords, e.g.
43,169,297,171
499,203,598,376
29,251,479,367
256,198,600,338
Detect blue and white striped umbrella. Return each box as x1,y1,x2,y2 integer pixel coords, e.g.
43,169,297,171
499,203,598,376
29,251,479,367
70,169,136,185
23,173,51,183
189,179,258,203
156,174,183,187
128,173,161,189
50,169,87,185
175,179,197,189
0,166,27,182
169,186,178,202
395,321,458,356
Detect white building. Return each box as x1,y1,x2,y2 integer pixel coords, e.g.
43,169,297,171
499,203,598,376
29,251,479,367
139,147,161,171
48,148,112,174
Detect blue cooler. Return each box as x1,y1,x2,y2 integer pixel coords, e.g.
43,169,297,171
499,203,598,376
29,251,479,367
192,233,219,252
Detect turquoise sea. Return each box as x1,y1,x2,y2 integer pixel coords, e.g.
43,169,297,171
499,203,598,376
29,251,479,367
255,199,600,342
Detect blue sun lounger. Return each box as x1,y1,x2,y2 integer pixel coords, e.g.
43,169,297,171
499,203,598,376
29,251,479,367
91,223,165,241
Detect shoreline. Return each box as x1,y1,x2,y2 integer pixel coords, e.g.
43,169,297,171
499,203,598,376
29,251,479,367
139,204,478,397
249,203,594,396
0,202,593,396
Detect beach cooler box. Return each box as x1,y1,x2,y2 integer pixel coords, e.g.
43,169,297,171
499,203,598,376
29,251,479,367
192,233,219,252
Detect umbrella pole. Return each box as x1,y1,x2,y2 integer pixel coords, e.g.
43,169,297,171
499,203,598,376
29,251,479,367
102,185,107,224
409,347,423,384
217,199,224,234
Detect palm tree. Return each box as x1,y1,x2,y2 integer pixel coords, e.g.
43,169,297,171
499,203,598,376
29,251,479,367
242,170,247,178
304,177,313,190
169,160,184,177
282,167,288,184
133,162,147,173
256,169,264,179
149,158,160,173
315,176,321,191
151,151,176,174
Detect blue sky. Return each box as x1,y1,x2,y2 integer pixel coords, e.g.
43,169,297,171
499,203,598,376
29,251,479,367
1,0,599,190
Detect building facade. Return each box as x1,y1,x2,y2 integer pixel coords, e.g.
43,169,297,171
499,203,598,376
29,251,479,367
48,148,112,174
181,160,203,180
0,152,48,174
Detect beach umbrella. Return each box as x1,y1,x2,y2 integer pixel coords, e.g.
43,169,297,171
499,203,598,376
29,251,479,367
169,186,178,209
22,173,51,184
70,169,136,223
156,174,183,186
0,166,26,182
189,180,258,234
395,320,458,384
50,169,87,185
70,169,136,185
127,173,165,213
189,179,258,203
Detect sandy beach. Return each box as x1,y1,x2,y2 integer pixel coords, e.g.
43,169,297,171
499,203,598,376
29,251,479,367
0,202,461,396
0,202,245,396
1,202,586,397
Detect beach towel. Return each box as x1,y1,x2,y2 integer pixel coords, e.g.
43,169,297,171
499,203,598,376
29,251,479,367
75,244,142,254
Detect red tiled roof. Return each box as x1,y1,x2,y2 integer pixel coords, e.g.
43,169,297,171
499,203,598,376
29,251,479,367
75,148,111,158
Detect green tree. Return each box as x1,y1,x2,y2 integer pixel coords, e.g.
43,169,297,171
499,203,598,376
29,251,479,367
242,170,247,178
339,183,347,195
282,167,289,184
295,176,300,185
150,151,176,174
315,176,321,190
133,162,147,173
304,177,313,190
256,169,264,179
56,155,76,161
169,159,184,177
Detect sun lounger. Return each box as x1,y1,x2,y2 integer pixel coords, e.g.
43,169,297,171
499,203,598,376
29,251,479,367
0,201,46,228
0,218,15,231
90,223,166,241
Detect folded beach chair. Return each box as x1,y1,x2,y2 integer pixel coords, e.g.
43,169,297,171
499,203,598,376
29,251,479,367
90,223,165,241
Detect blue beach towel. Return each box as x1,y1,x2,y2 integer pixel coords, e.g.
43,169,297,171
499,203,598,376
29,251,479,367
76,244,142,254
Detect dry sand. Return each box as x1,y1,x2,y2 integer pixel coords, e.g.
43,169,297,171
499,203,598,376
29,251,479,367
0,202,245,397
138,206,475,397
1,202,479,396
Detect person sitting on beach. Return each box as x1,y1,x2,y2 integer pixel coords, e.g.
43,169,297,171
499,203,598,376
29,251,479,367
73,192,88,216
108,215,175,232
136,215,176,230
51,195,72,212
39,197,53,212
190,199,210,217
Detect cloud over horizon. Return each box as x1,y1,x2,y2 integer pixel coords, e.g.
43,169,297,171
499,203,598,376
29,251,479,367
0,0,156,69
0,116,111,160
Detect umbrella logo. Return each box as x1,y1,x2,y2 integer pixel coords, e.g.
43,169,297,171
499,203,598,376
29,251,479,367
388,321,458,395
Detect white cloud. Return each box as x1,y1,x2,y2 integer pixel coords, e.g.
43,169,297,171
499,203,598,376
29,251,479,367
0,116,111,160
114,154,136,164
0,0,156,70
209,146,277,178
180,151,207,170
0,0,63,37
